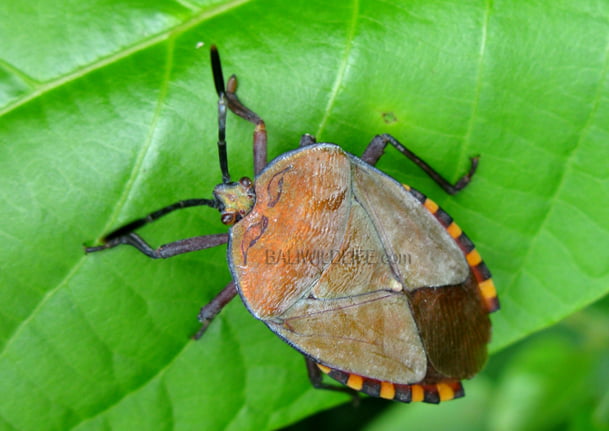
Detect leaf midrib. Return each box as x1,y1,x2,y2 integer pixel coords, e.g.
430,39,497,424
0,0,253,117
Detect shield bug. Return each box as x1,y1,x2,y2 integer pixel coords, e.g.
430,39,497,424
86,46,499,404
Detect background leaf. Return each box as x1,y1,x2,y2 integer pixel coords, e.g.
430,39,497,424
1,0,608,430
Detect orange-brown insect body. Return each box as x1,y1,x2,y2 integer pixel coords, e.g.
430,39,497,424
228,144,497,401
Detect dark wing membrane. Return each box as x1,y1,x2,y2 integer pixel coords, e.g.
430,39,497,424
409,273,491,380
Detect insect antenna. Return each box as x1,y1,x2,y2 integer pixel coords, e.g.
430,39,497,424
210,45,231,184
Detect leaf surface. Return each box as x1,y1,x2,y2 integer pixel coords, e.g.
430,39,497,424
1,0,608,429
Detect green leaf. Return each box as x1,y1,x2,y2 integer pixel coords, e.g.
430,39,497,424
1,0,608,430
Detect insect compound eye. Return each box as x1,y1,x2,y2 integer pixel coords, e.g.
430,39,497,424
221,212,236,225
239,177,253,188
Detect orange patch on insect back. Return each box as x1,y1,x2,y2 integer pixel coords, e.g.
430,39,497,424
232,145,352,318
411,385,425,402
446,222,462,239
423,198,439,214
379,381,396,400
346,374,364,390
466,249,482,266
436,382,456,401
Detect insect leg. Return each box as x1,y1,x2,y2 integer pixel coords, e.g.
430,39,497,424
193,280,238,339
85,198,221,254
224,75,268,175
361,134,479,195
210,46,266,175
299,133,317,147
85,232,228,258
305,358,360,405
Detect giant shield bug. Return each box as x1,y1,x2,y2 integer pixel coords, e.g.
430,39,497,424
86,46,499,404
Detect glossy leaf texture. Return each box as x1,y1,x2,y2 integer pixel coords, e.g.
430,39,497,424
1,0,608,430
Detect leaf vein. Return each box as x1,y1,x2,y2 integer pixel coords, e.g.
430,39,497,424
315,0,360,138
461,0,491,166
0,0,253,117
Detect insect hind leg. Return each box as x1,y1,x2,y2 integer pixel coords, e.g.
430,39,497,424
305,358,360,405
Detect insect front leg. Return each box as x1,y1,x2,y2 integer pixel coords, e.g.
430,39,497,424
224,75,268,175
85,198,226,258
86,232,229,259
361,134,479,194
